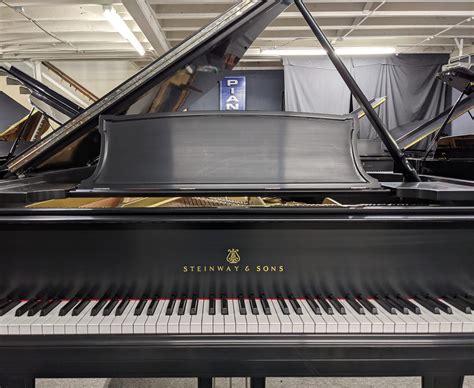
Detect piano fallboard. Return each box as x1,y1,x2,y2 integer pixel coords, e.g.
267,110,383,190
0,207,473,299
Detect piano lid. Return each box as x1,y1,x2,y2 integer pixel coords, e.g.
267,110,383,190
74,111,380,196
6,0,292,176
0,65,82,124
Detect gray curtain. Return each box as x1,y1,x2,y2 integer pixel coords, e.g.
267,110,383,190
284,54,450,141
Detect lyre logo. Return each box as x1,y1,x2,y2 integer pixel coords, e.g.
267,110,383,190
226,248,241,264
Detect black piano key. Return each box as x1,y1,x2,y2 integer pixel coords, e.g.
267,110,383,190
166,296,176,315
289,295,302,315
444,295,471,314
115,299,130,316
209,295,216,315
316,295,333,314
0,300,21,316
134,298,148,316
357,296,377,314
327,295,345,314
72,299,91,316
415,295,440,314
40,299,61,316
374,295,396,314
395,295,421,314
91,299,108,316
59,299,80,316
15,299,39,317
221,295,228,315
385,295,409,315
426,295,452,314
238,295,247,315
147,298,160,316
305,295,321,315
103,298,120,316
260,295,271,315
277,296,290,315
28,299,50,316
249,295,259,315
178,296,187,316
457,295,474,309
345,296,364,315
190,295,198,315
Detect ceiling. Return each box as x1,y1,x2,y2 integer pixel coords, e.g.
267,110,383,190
0,0,473,68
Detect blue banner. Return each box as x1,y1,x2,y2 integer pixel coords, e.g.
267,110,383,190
220,76,246,111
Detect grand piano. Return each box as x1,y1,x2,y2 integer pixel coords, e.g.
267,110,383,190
0,1,473,387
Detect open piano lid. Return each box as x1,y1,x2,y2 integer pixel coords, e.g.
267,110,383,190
75,111,380,196
5,0,292,176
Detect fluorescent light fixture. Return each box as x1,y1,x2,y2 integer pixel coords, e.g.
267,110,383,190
103,6,145,56
260,47,396,56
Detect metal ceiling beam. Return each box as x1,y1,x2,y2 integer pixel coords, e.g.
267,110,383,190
122,0,170,55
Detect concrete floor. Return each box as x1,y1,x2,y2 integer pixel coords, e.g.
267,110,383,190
36,376,474,388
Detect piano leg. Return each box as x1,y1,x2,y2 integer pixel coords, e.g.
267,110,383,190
197,377,212,388
422,375,464,388
0,377,35,388
250,377,266,388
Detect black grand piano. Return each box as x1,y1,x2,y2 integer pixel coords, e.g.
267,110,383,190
0,1,473,387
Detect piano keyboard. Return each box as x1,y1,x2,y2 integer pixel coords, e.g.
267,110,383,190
0,295,472,335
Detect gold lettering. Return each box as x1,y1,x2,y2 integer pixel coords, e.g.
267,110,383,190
189,266,195,272
217,266,224,271
183,266,188,273
256,265,261,272
244,265,250,272
209,266,214,272
226,266,232,272
279,265,284,272
234,266,239,271
271,266,276,272
197,266,201,272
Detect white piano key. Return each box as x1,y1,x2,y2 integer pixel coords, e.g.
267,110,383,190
234,300,247,333
0,302,26,334
409,300,443,333
111,300,136,334
296,299,315,333
76,305,98,334
167,301,181,334
320,309,338,333
255,300,270,333
337,301,360,333
301,300,326,333
340,300,371,333
66,303,93,335
286,303,304,333
122,302,141,334
156,299,171,334
331,308,349,333
99,303,121,334
266,299,281,333
441,299,474,333
362,309,384,333
32,301,68,335
224,299,236,334
201,300,213,334
190,300,204,334
271,300,291,333
87,310,105,334
372,300,405,333
144,300,166,334
243,300,258,333
405,310,429,333
368,302,395,333
10,310,42,335
179,299,192,334
213,300,224,334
